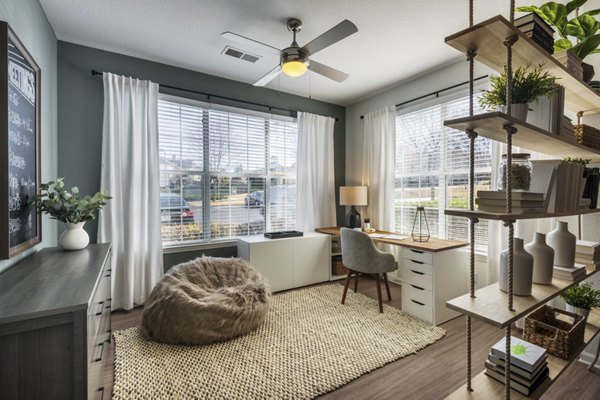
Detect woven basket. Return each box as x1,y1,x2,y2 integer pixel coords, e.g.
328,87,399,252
332,257,348,276
523,305,585,360
575,124,600,150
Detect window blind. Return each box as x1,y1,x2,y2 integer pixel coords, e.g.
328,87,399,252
395,94,491,251
158,96,298,246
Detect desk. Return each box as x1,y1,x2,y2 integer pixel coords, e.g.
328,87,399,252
316,227,469,325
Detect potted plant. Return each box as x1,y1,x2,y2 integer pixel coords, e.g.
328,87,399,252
516,0,600,81
479,63,558,120
560,282,600,318
32,178,111,250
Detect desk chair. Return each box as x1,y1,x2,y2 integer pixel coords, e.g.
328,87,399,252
340,228,397,313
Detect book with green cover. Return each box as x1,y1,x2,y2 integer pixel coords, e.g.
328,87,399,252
490,336,547,372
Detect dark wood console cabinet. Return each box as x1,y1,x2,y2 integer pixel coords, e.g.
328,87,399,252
0,244,112,399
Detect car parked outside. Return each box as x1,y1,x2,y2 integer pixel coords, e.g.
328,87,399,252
160,193,195,224
245,190,264,207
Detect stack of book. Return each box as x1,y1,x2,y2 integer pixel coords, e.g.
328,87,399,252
514,13,554,54
554,50,583,81
561,116,576,143
575,240,600,265
531,160,585,212
476,191,545,213
485,336,549,396
554,263,587,281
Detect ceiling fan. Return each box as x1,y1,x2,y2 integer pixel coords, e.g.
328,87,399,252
222,18,358,86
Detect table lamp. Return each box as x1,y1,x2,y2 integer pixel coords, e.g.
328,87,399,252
340,186,367,229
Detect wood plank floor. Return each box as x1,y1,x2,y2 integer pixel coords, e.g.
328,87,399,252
103,278,600,399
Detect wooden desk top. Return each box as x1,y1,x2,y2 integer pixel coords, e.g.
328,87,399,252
315,227,469,252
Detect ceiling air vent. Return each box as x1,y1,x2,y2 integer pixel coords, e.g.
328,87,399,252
222,46,261,63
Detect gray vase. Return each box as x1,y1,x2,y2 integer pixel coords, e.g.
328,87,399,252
547,221,576,268
525,232,554,284
499,238,534,296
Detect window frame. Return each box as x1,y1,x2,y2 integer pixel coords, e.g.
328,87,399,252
158,94,298,250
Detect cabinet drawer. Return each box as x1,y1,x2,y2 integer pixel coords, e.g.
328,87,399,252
403,283,433,306
88,341,106,399
402,291,433,323
403,248,433,264
402,258,433,276
402,265,433,290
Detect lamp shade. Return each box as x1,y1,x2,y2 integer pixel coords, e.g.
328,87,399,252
282,60,308,77
339,186,367,206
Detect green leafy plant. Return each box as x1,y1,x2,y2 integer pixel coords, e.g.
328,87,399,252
517,0,600,59
479,64,558,109
32,178,111,223
563,156,599,175
560,282,600,309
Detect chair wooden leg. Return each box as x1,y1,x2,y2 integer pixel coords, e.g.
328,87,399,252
354,272,359,292
383,273,392,301
375,273,383,313
341,269,352,304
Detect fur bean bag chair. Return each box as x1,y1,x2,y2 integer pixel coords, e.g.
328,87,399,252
140,257,271,345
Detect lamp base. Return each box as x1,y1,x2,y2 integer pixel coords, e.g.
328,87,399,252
345,206,361,229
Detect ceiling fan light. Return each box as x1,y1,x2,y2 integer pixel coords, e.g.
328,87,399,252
282,60,308,77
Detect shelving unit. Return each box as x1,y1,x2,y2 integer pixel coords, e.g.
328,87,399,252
443,3,600,399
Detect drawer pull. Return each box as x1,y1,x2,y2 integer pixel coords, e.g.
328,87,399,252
94,342,105,363
411,299,425,306
410,284,425,291
410,249,424,254
95,301,104,316
410,259,424,264
410,269,425,275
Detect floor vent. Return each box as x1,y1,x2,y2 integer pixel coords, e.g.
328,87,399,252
222,46,261,63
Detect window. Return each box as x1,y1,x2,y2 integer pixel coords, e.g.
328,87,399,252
158,96,297,247
395,94,491,251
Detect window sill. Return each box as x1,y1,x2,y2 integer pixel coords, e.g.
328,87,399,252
162,239,238,254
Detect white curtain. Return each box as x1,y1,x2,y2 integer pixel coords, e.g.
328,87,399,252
296,112,336,232
98,72,163,311
362,107,396,231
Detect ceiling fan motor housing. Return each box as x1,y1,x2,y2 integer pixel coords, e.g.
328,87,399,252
281,46,309,68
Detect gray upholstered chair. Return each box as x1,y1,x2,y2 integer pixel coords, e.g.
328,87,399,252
340,227,397,313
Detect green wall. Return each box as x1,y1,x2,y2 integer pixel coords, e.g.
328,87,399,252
0,0,57,273
57,41,346,269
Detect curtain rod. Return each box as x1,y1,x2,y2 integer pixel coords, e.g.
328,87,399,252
359,74,488,119
91,69,339,122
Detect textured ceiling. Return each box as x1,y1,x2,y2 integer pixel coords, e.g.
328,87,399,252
40,0,588,106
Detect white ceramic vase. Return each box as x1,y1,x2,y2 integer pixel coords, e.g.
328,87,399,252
59,222,90,251
566,303,590,319
499,238,534,296
547,221,576,268
525,232,555,284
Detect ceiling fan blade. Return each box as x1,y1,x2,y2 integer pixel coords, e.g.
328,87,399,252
253,65,282,86
221,31,281,56
309,60,349,82
302,19,358,56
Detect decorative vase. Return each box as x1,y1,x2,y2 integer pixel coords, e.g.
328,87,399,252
499,238,534,296
501,103,529,120
582,62,595,83
59,222,90,251
525,233,554,284
547,221,576,268
566,303,590,319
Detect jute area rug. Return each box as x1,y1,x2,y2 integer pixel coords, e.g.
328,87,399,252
113,284,446,399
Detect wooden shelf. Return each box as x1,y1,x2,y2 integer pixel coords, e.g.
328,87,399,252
447,308,600,399
445,112,600,161
445,207,600,221
446,268,600,328
445,15,600,112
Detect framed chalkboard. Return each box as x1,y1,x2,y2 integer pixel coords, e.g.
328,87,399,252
0,22,41,259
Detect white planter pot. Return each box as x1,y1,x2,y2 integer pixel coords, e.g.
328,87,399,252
566,303,590,319
59,222,90,251
501,103,529,120
499,237,534,296
525,232,555,284
547,221,576,268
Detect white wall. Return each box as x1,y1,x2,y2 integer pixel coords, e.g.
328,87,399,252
0,0,58,273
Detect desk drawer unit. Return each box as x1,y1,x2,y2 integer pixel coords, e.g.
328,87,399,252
401,247,467,325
